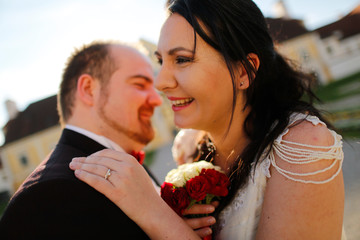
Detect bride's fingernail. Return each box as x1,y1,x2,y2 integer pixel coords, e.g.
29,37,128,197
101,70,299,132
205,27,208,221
207,206,215,212
69,161,78,168
72,158,80,162
207,217,216,224
205,228,212,235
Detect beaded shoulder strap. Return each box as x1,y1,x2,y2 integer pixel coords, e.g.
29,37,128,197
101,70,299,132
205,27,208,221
269,114,344,184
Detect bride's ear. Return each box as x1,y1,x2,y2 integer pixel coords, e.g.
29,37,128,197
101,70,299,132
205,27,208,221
236,53,260,90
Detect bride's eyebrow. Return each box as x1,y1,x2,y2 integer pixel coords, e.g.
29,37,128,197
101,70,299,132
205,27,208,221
155,47,194,57
154,51,161,58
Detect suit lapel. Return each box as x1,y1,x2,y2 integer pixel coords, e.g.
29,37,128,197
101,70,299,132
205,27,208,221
59,129,107,155
60,129,160,185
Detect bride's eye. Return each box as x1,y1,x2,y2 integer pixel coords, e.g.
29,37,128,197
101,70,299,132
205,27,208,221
176,56,193,64
156,58,163,65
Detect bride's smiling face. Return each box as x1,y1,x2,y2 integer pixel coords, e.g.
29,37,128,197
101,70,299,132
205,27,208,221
155,14,235,132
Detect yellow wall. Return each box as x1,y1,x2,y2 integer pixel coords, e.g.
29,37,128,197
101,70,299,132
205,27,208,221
1,125,62,192
276,33,333,83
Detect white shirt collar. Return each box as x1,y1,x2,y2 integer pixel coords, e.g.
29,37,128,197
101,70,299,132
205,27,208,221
65,124,161,194
65,124,125,152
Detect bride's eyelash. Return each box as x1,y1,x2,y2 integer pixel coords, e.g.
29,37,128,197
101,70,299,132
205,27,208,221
176,56,193,64
155,54,194,66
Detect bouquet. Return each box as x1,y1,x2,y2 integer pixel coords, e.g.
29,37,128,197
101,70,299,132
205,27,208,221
160,160,230,217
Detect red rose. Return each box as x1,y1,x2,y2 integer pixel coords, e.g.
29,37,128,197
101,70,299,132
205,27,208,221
201,169,230,197
203,235,212,240
200,169,218,185
161,182,190,216
172,187,190,215
186,175,210,201
161,182,174,203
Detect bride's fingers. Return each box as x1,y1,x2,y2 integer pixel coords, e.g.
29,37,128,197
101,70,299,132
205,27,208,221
90,149,137,163
72,155,135,173
184,216,216,230
183,203,215,215
69,161,109,178
74,169,115,195
211,201,220,208
194,227,213,238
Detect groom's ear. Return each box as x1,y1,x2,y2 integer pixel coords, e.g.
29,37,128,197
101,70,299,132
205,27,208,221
236,53,260,90
76,74,97,106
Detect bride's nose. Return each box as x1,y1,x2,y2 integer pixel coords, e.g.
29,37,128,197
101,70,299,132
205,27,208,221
155,65,178,92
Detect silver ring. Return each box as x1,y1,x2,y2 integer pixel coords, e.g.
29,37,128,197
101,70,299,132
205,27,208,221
104,168,111,180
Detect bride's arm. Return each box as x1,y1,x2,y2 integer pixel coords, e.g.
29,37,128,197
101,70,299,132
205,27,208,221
69,149,213,239
256,121,344,239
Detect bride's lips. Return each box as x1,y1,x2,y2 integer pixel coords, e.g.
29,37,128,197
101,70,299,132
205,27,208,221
167,96,194,111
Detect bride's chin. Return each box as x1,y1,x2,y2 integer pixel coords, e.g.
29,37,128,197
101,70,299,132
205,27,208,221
174,117,191,129
174,118,200,130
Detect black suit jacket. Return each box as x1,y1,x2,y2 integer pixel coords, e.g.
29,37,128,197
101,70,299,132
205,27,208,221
0,129,157,239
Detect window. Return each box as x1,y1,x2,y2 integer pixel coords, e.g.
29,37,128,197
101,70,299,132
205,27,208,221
326,46,333,54
300,49,310,62
19,154,29,166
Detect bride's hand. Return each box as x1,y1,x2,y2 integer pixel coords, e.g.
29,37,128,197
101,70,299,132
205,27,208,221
182,202,219,238
69,149,159,223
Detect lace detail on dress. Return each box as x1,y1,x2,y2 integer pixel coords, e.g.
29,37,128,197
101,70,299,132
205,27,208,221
261,158,271,178
270,113,344,184
216,158,269,237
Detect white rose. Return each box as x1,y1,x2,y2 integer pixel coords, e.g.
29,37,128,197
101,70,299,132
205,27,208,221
177,163,191,172
214,165,224,173
165,168,186,187
194,160,215,171
182,164,200,181
164,161,222,188
165,169,178,182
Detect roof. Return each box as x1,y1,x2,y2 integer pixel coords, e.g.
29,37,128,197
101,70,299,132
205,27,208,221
266,17,309,43
348,4,360,16
315,4,360,40
2,95,59,145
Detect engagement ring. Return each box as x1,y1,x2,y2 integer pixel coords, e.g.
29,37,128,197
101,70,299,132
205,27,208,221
104,168,112,180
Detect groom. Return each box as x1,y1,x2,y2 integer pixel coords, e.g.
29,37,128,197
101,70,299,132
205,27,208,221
0,42,162,239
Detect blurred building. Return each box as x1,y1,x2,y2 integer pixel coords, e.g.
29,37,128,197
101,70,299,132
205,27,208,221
0,96,62,193
266,2,360,84
0,155,11,203
315,5,360,80
0,40,175,195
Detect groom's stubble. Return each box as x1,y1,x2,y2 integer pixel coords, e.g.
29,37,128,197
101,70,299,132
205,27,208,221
97,86,155,145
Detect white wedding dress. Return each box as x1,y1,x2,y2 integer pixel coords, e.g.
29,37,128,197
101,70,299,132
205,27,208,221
173,113,346,240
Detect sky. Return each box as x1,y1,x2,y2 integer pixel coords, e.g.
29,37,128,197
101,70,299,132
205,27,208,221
1,0,359,145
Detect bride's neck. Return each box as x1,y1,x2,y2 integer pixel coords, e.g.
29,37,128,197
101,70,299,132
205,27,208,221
207,100,250,174
209,127,249,175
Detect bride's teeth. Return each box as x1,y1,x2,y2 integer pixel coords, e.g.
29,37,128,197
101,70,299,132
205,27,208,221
172,98,193,106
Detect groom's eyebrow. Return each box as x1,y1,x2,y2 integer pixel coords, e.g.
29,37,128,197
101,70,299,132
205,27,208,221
129,75,153,83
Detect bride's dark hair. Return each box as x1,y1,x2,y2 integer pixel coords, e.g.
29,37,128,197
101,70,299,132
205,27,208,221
166,0,332,233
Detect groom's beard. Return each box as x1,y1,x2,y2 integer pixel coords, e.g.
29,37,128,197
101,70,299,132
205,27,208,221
97,95,155,145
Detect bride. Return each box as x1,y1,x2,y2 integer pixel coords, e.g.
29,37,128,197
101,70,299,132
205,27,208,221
70,0,346,239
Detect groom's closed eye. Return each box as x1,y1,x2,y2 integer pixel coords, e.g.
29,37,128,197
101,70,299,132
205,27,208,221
129,76,153,89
